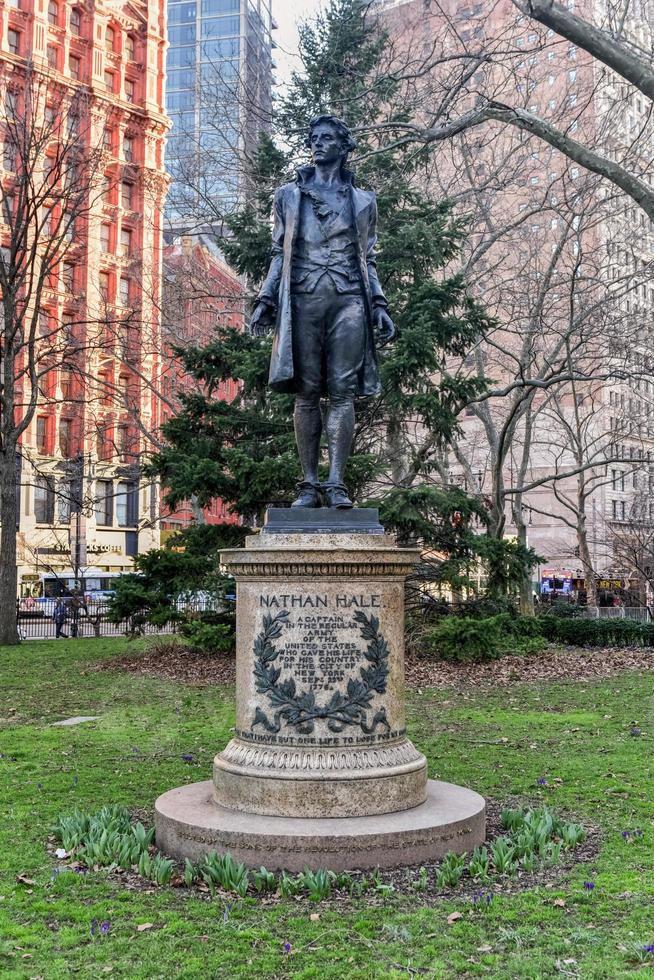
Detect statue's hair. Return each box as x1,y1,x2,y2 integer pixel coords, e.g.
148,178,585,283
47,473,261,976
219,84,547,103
306,115,357,155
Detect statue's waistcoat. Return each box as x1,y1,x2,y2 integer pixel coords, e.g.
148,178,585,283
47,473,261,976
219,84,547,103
291,187,361,294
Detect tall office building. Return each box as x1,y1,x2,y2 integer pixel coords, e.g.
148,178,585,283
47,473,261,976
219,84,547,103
166,0,274,225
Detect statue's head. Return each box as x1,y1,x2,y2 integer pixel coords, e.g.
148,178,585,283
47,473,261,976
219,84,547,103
306,115,356,168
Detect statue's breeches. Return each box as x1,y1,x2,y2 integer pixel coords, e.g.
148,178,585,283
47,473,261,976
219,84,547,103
291,281,366,398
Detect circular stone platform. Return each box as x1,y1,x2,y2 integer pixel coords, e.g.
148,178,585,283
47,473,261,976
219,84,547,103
155,779,485,872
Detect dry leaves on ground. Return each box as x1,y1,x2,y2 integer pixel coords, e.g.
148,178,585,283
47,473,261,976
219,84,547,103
100,641,653,691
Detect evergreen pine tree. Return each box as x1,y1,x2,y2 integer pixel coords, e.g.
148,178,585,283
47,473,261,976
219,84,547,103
113,0,535,628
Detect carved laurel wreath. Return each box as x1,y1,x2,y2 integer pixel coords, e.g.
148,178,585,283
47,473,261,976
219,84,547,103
252,608,390,735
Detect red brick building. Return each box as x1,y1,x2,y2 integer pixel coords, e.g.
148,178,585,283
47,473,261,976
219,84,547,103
160,237,244,535
0,0,170,596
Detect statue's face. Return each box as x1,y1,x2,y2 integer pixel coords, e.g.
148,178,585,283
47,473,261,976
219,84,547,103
309,123,345,166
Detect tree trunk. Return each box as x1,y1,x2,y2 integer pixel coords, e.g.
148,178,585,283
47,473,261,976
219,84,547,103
0,447,19,645
516,520,534,616
577,518,597,608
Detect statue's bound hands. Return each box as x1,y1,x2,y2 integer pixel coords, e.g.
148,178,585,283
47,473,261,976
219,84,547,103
250,300,276,336
373,307,395,347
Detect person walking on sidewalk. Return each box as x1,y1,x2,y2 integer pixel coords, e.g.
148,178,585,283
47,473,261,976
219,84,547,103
53,599,69,639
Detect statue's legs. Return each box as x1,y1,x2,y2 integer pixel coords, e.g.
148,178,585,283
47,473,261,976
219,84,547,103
324,396,355,489
294,396,322,485
322,290,365,506
291,285,366,507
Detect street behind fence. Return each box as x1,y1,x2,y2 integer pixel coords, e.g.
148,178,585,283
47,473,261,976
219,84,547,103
17,602,174,641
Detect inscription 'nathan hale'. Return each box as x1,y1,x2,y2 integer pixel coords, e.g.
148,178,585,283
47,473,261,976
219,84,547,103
260,594,381,609
251,593,390,738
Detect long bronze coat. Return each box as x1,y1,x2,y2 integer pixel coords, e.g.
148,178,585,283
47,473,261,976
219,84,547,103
257,165,387,397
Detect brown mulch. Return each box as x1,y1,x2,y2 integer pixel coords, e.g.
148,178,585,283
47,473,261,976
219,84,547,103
98,638,654,690
405,645,654,689
96,640,237,687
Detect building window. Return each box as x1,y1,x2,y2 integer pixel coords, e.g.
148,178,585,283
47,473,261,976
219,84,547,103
99,270,110,302
2,193,15,224
48,1,59,26
106,25,116,51
116,480,137,526
59,418,73,457
94,480,113,525
69,55,81,80
70,8,81,35
3,140,17,172
121,182,133,209
56,479,72,523
125,34,135,60
96,425,112,461
123,135,134,162
98,369,112,405
34,476,55,524
100,223,112,253
119,228,132,256
102,175,113,204
104,70,114,92
47,45,59,70
5,89,18,119
117,320,129,357
7,30,20,55
125,78,135,102
62,262,75,293
60,370,72,400
119,276,130,305
43,156,56,185
36,417,49,453
116,425,129,462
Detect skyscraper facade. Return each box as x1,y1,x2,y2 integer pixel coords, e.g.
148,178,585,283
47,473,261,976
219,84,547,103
165,0,274,223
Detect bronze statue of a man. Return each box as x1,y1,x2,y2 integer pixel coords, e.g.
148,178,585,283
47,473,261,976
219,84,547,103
250,115,394,509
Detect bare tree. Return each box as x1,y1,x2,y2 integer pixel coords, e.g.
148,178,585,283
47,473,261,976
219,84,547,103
369,0,654,222
0,68,104,643
608,487,654,612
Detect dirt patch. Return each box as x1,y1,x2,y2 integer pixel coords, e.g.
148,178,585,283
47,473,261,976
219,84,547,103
100,638,654,691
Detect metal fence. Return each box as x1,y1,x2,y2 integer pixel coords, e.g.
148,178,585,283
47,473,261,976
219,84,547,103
578,606,651,622
16,601,174,641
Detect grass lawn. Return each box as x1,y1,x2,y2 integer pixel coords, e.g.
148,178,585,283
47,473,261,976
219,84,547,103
0,637,652,979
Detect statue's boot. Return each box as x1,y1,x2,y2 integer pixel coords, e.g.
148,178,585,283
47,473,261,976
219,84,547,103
291,481,322,508
323,484,353,509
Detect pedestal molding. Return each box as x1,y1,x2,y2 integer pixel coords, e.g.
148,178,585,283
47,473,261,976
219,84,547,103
216,736,426,777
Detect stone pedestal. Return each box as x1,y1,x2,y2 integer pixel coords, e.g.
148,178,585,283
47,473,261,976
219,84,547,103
155,509,485,870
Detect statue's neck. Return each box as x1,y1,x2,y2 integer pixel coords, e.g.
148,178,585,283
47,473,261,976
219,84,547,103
311,160,346,188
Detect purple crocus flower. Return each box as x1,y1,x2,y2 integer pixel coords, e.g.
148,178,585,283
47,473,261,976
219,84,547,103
536,777,547,786
181,754,194,762
583,882,595,891
100,921,111,935
283,942,291,954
